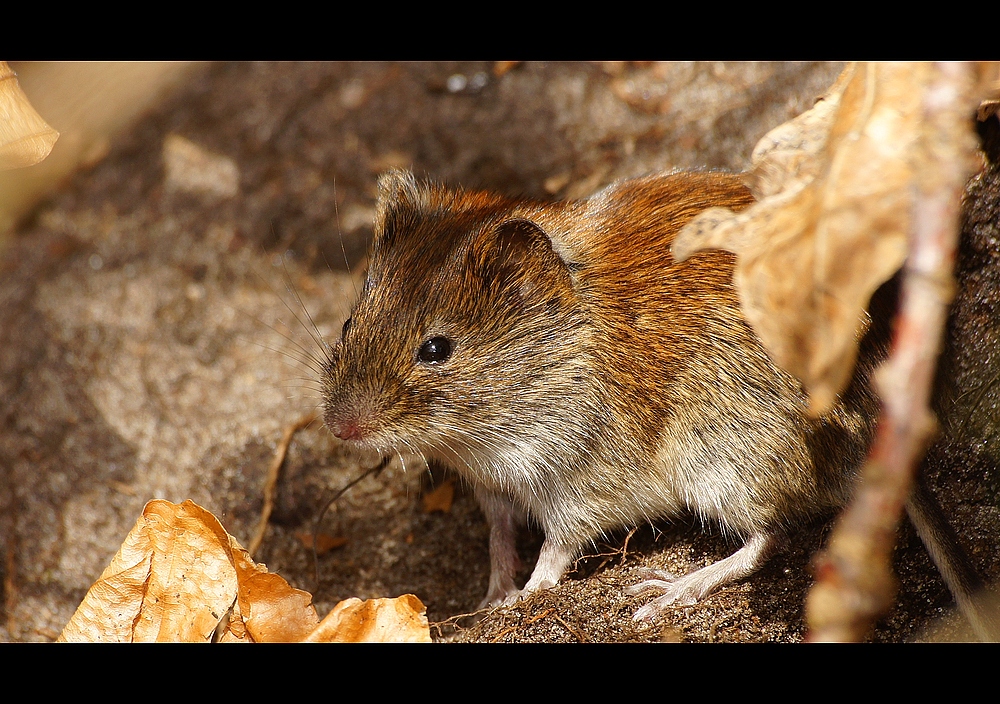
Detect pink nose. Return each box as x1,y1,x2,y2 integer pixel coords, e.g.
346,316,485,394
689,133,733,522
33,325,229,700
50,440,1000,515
332,420,363,441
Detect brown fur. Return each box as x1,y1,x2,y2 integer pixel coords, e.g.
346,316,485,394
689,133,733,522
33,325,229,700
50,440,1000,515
322,169,881,612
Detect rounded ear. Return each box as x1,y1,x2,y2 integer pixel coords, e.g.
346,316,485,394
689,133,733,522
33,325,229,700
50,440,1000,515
372,169,425,250
475,218,575,301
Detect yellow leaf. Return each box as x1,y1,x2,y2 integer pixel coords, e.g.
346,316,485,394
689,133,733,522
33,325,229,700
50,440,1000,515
0,62,58,170
59,500,239,642
422,478,454,513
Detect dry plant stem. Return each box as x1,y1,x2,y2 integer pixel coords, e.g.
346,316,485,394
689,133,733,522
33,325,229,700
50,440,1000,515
248,412,317,557
553,613,588,642
806,62,976,642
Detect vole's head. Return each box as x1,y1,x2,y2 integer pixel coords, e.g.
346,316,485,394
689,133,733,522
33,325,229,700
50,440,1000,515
322,171,588,466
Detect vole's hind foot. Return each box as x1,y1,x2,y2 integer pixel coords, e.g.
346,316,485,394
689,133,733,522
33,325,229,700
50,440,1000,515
628,568,714,619
629,530,783,622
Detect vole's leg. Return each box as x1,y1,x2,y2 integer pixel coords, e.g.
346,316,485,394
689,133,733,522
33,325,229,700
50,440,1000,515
475,488,523,609
629,530,784,621
501,535,579,606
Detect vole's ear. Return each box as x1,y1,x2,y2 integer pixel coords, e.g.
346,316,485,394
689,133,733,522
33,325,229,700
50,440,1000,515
373,169,427,250
476,218,575,302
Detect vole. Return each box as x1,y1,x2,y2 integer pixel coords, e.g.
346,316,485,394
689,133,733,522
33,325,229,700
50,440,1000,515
321,168,987,628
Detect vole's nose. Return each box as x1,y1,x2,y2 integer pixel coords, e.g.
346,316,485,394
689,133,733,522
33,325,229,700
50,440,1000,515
331,420,363,441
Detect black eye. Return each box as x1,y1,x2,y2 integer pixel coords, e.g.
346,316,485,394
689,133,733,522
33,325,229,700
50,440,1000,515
418,336,452,364
341,317,352,338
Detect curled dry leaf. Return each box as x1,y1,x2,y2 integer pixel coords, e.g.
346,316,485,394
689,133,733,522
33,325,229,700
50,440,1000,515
304,594,431,643
59,499,430,643
220,535,320,643
59,499,247,642
674,62,931,414
0,62,59,170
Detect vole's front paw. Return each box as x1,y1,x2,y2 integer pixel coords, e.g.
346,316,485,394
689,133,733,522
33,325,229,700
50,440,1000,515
500,590,528,607
478,577,555,610
477,587,519,611
497,581,548,607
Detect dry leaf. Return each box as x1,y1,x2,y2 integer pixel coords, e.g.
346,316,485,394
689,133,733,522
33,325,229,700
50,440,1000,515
237,572,319,642
422,479,454,513
295,530,348,554
805,62,984,641
59,500,243,642
59,499,432,643
58,499,321,642
0,62,58,170
673,62,945,414
304,594,431,643
0,62,195,237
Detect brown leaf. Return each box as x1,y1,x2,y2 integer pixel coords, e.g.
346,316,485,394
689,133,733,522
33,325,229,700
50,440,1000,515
303,594,431,643
422,478,454,513
295,530,348,554
59,499,320,642
239,572,319,642
59,500,239,642
59,499,433,643
674,63,939,414
0,62,59,170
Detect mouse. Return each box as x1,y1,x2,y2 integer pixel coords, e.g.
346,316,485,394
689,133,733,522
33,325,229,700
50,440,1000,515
320,168,989,631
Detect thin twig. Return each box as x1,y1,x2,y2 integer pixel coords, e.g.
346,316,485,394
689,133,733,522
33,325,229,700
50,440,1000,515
553,613,588,642
248,412,318,557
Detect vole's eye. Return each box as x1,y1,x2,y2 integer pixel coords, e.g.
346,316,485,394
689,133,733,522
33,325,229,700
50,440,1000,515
418,336,452,364
341,317,352,338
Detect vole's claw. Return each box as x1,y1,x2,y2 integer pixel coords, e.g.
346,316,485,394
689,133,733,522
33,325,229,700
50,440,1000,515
501,591,525,607
630,567,678,585
634,594,689,622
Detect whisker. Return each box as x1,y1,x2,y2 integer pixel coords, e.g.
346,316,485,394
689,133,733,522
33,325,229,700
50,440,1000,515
238,282,329,371
332,176,360,300
310,454,391,587
275,253,333,362
246,335,325,376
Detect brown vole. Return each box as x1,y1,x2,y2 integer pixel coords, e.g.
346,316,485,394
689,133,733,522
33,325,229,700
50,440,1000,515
320,169,979,624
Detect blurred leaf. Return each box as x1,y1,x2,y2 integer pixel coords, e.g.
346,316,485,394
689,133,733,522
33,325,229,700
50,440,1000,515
674,63,931,414
422,478,454,513
294,530,348,555
0,62,58,170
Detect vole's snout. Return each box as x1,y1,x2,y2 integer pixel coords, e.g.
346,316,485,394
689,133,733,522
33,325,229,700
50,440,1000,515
324,406,372,443
323,397,372,443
